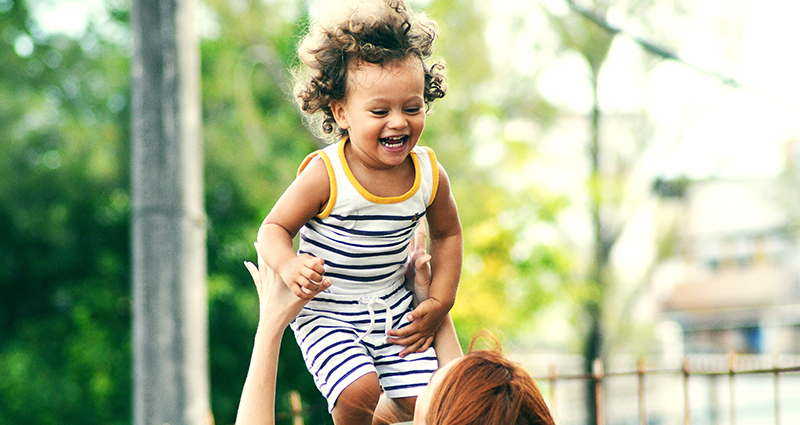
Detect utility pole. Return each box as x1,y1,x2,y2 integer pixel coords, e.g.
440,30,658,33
130,0,208,423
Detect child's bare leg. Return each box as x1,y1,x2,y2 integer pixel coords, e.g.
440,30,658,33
331,373,381,425
373,395,416,425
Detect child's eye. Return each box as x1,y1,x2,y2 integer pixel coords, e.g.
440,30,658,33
405,107,422,114
370,110,389,116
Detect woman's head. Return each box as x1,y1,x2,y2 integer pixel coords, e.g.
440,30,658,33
416,350,556,425
294,0,446,140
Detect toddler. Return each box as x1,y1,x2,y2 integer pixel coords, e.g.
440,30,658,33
257,1,462,423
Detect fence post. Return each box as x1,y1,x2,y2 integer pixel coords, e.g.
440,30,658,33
290,390,304,425
774,355,781,425
637,357,646,425
729,351,736,425
548,364,557,415
592,359,605,425
683,357,691,425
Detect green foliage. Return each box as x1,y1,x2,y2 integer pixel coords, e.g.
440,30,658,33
1,0,581,423
0,3,131,423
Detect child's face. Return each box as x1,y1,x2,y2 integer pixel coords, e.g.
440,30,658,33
331,56,426,170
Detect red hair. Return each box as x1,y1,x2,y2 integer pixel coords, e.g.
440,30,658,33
426,350,555,425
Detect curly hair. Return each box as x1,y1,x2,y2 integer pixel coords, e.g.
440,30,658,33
294,0,447,140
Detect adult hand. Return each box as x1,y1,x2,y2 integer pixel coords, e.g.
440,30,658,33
404,223,432,306
245,242,331,329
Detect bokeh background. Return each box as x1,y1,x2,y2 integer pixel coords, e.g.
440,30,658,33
2,0,799,423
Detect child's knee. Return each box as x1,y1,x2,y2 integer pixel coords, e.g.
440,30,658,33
373,395,417,425
341,373,381,401
390,396,417,416
389,397,417,420
333,373,381,422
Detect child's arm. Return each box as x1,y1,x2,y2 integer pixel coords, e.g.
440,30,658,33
389,163,462,356
257,158,332,300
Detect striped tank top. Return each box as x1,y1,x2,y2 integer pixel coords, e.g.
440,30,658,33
297,139,439,295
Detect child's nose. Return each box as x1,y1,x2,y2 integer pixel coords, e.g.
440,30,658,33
387,112,407,129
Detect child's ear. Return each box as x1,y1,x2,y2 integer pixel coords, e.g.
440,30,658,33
330,100,350,129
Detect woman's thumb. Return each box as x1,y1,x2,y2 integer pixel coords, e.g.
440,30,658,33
415,253,432,270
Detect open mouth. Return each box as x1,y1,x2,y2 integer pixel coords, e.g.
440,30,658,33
379,135,408,149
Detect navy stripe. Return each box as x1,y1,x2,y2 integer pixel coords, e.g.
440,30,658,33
305,221,409,249
306,282,408,306
379,369,437,380
295,312,348,334
324,361,373,401
302,235,410,258
302,314,396,330
327,212,426,222
314,343,362,374
322,353,369,396
301,290,410,320
301,305,400,319
303,327,355,357
383,382,428,392
310,217,417,238
324,258,407,270
374,356,438,367
324,270,398,283
298,317,373,341
362,340,393,351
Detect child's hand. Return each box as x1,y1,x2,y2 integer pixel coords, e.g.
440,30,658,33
278,254,330,300
244,243,330,329
387,298,447,357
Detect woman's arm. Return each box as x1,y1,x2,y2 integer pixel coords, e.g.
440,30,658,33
432,313,462,367
235,243,330,425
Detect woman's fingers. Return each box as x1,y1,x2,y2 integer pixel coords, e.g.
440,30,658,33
244,261,259,286
414,223,427,253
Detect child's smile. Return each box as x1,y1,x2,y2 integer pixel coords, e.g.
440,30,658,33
380,135,409,152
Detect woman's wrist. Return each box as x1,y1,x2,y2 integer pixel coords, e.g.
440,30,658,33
254,322,286,357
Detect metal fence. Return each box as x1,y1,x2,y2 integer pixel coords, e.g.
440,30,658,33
274,353,800,425
532,353,800,425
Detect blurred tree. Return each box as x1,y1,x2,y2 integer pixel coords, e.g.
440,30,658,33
543,0,690,421
421,0,572,343
546,2,615,421
0,1,131,424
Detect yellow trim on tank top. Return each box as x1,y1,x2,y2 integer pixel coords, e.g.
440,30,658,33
422,146,438,207
338,138,421,204
297,149,337,219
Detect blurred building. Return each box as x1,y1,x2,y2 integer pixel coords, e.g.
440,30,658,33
652,147,800,354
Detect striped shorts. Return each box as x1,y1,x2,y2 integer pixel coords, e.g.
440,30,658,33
290,281,438,412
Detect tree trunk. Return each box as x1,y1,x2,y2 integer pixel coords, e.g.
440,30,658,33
585,68,605,425
131,0,209,423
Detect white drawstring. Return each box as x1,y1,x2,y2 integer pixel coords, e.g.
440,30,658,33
356,297,393,343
